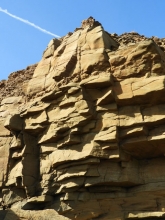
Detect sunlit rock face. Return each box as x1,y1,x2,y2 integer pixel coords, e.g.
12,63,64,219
1,17,165,220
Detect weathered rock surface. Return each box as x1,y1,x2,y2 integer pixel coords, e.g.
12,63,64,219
1,17,165,219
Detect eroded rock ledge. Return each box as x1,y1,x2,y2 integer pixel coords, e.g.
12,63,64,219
1,17,165,220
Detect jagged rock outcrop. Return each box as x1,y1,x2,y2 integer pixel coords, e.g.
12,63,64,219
1,17,165,220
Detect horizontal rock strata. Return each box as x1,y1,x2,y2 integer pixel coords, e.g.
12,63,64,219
1,17,165,219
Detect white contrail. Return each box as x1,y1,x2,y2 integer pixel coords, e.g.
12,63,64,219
0,7,60,38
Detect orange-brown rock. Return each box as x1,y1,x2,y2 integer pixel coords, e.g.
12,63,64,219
1,17,165,220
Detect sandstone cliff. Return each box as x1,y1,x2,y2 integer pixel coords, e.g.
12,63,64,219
1,17,165,220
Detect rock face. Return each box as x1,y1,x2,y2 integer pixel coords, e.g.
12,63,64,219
1,17,165,219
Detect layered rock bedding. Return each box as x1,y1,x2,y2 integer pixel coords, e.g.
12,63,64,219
1,17,165,219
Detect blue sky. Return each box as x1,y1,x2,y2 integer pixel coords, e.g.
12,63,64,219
0,0,165,80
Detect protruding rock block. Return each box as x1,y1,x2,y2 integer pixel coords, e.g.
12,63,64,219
4,114,23,131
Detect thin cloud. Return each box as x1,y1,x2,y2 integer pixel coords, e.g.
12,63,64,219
0,7,60,38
